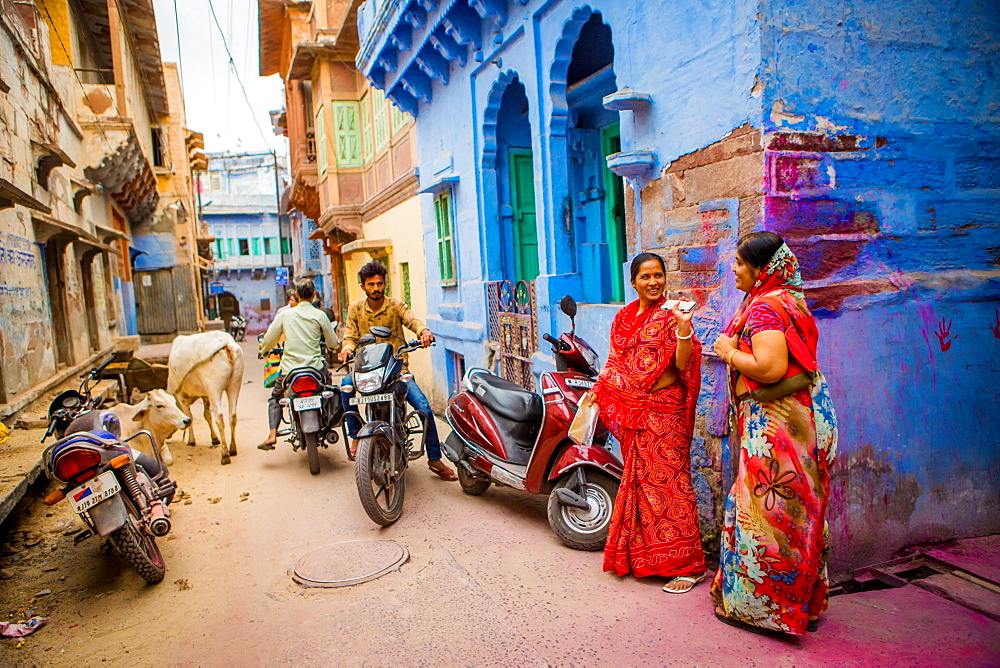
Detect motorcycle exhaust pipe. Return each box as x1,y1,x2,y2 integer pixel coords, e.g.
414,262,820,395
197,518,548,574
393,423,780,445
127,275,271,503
149,503,171,536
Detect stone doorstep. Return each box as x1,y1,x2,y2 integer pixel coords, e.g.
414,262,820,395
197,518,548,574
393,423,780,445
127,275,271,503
0,425,48,527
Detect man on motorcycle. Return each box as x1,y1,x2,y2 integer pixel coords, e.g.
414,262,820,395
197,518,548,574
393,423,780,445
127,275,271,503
338,261,457,481
257,278,339,451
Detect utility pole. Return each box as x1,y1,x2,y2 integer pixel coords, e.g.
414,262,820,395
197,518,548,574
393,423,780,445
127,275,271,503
272,151,291,285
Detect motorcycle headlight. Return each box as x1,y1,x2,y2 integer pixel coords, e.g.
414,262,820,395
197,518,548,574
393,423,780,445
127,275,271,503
355,369,385,394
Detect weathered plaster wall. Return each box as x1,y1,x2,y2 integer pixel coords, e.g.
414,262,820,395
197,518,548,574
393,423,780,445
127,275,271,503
750,0,1000,574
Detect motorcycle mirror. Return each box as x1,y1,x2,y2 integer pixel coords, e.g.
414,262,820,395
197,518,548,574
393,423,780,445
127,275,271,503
257,333,265,343
358,333,376,346
369,326,392,338
559,295,578,318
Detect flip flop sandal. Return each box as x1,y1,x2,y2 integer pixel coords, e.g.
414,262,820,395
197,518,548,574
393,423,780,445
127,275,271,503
662,574,705,594
257,442,276,451
807,618,819,632
428,464,458,481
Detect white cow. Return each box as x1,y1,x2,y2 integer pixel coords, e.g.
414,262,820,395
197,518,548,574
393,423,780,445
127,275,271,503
167,331,244,465
109,388,190,466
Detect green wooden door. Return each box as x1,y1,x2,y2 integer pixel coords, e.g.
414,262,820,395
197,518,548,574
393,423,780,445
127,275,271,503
601,122,627,302
508,149,539,283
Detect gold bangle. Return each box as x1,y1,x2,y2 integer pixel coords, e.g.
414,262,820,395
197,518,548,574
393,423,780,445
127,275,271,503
725,349,737,365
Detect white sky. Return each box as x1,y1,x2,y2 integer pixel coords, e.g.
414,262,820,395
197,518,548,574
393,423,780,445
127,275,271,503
152,0,287,156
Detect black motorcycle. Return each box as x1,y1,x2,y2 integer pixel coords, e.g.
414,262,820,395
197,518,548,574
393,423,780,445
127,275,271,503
41,410,176,584
343,326,432,526
278,364,345,474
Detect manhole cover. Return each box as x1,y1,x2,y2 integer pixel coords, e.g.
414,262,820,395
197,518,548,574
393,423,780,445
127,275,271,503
292,540,409,588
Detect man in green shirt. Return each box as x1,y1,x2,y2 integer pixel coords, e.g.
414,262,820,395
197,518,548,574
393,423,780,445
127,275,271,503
257,279,339,450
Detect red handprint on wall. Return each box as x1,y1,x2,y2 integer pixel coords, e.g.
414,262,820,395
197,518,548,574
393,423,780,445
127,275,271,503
934,317,957,351
991,310,1000,339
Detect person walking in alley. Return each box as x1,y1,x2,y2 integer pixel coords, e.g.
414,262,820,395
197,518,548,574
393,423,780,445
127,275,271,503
338,260,457,481
257,279,340,451
590,253,707,593
711,232,838,636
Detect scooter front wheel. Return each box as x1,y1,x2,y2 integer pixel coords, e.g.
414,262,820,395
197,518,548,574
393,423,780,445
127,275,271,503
355,435,406,526
547,470,618,551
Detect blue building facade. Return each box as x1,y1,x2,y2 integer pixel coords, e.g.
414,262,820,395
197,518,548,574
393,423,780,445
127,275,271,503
202,152,291,333
357,0,1000,576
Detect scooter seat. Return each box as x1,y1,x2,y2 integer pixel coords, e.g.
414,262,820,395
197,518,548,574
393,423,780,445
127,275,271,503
468,372,542,423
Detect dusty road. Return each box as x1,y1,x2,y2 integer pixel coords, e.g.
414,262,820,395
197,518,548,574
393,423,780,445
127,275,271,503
2,340,998,666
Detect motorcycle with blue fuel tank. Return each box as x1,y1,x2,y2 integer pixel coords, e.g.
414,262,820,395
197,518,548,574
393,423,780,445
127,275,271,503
40,408,176,584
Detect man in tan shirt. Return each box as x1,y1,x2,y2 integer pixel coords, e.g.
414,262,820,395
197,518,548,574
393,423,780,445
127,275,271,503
338,261,456,481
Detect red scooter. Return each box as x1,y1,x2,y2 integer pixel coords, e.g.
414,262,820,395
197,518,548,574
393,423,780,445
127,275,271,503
442,296,623,550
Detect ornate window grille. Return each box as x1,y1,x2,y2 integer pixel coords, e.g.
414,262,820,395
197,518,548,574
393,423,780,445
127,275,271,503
485,280,537,391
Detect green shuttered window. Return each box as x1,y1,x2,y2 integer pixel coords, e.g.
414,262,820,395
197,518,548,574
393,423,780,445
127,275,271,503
434,190,456,286
332,101,362,168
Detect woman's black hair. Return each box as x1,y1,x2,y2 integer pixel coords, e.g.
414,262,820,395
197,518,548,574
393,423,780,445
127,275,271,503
629,252,666,282
737,231,785,269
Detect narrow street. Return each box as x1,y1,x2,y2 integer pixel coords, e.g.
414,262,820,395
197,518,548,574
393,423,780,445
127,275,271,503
0,340,996,665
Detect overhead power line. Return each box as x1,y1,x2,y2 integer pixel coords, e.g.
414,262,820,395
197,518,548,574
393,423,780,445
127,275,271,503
205,0,272,148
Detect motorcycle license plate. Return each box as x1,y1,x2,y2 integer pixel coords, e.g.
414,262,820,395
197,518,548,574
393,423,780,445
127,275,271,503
293,395,322,411
566,378,595,389
68,471,121,513
349,392,392,405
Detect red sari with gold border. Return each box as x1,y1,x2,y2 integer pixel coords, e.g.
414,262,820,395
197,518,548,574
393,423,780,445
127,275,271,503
592,296,705,578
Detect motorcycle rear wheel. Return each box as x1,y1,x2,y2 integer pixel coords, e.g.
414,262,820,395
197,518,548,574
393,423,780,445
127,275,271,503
108,497,166,583
304,431,321,475
355,434,405,526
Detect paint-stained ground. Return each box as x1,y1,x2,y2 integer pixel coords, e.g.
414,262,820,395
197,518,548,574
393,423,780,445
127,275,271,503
1,340,998,665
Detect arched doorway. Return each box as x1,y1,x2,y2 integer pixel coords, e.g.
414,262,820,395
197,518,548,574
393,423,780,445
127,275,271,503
553,10,626,303
217,292,240,331
496,77,538,284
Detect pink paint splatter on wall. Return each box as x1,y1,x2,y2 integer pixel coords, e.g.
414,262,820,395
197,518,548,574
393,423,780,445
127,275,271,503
933,317,957,352
991,310,1000,339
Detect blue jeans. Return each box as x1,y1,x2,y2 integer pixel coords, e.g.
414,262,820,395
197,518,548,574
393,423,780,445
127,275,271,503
341,377,442,461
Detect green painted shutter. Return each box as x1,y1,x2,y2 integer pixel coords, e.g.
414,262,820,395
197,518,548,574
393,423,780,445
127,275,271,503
281,237,291,255
390,103,409,137
509,149,539,283
400,262,411,305
252,238,263,255
372,89,389,151
360,93,373,163
435,191,455,285
332,101,362,168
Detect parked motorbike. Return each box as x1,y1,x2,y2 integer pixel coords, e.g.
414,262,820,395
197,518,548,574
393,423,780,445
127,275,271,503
259,334,346,474
442,296,623,550
228,315,247,342
40,409,176,583
43,351,132,442
343,326,433,526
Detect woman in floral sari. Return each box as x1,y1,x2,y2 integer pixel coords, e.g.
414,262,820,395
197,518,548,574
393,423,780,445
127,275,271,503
712,232,838,635
591,253,706,594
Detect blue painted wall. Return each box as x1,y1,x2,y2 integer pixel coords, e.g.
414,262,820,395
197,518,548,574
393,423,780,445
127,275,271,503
358,0,1000,574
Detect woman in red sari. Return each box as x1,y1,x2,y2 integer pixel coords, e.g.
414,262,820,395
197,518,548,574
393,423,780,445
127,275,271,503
711,232,838,636
591,253,706,594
